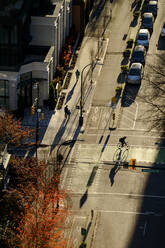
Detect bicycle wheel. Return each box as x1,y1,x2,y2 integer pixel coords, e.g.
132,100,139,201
117,142,122,149
113,148,122,162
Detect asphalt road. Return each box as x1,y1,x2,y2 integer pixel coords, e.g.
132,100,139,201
62,0,165,247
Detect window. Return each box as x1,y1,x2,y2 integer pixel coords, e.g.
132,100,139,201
0,25,18,45
11,25,17,45
0,80,9,108
0,27,9,45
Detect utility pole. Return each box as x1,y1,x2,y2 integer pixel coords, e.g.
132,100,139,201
79,61,103,126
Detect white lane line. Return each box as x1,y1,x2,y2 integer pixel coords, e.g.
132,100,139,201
94,210,156,215
61,167,69,189
108,144,165,148
143,221,147,236
70,191,165,199
110,133,164,139
117,128,165,133
133,100,138,129
66,216,75,248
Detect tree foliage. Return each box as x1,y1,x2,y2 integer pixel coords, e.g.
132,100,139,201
0,111,34,146
0,157,72,248
15,177,70,248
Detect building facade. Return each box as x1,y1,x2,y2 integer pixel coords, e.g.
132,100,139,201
0,0,72,111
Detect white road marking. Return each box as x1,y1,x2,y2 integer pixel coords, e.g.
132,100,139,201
121,114,134,122
133,101,138,129
70,191,165,199
124,108,137,116
110,133,164,139
67,216,75,248
143,221,147,236
95,210,156,215
75,216,86,219
61,167,69,189
118,128,165,133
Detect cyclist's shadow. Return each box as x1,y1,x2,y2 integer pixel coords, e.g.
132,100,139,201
109,163,120,186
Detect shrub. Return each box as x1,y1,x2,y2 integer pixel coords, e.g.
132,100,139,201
123,49,131,57
121,65,129,73
136,0,142,6
127,39,134,48
49,83,56,109
56,65,66,79
56,92,66,110
79,242,87,248
133,10,140,18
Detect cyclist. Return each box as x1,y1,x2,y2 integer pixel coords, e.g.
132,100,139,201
119,136,127,147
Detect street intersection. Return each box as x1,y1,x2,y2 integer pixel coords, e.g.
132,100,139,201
60,0,165,247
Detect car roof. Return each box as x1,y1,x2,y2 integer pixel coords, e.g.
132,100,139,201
138,29,149,34
148,1,158,5
143,12,153,17
134,45,145,52
130,63,143,69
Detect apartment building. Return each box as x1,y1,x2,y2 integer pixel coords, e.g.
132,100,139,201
0,0,72,111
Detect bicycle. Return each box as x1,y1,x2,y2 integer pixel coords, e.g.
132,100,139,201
117,141,129,149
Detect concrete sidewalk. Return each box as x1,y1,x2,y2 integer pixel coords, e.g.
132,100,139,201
20,37,109,160
20,36,109,160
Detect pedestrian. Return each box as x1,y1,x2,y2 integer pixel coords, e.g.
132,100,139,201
64,105,70,119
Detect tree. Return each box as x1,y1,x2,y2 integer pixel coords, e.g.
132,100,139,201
0,111,34,146
1,157,73,248
15,177,71,248
138,53,165,131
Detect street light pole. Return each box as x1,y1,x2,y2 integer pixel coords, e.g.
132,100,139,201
33,82,41,159
79,63,94,126
79,60,103,126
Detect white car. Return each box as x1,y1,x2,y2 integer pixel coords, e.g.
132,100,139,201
160,22,165,37
136,29,150,48
126,63,143,84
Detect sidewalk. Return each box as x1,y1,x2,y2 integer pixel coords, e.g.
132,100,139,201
21,36,109,159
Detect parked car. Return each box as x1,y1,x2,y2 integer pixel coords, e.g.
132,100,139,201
147,1,158,18
160,22,165,37
126,63,143,84
130,45,146,65
141,13,154,32
136,29,150,49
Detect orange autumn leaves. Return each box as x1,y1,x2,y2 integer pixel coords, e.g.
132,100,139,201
0,111,34,146
0,112,72,248
10,158,72,248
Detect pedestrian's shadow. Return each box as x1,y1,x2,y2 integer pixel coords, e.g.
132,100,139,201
65,78,79,105
109,164,120,186
50,118,70,153
80,189,88,208
62,124,82,165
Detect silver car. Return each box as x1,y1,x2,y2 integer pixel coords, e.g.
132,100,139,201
126,63,143,84
160,22,165,37
136,29,150,48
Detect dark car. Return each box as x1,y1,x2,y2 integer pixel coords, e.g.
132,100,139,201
130,45,146,65
161,22,165,37
147,1,158,18
141,13,154,32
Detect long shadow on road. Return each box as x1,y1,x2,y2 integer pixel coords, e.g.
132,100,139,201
121,84,140,107
127,132,165,248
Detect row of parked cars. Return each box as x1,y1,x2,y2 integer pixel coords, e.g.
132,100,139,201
126,0,164,85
